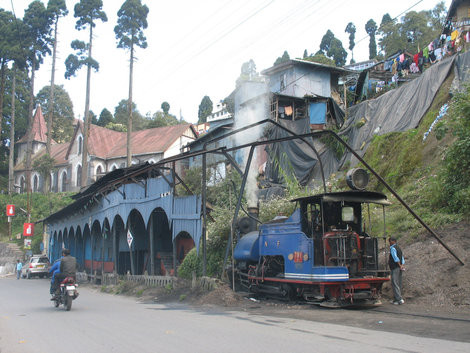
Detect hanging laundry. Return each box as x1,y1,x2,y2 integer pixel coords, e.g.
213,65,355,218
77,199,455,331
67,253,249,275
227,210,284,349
410,62,419,73
423,47,429,58
413,53,419,66
285,106,293,116
399,54,405,62
434,48,443,61
451,29,459,41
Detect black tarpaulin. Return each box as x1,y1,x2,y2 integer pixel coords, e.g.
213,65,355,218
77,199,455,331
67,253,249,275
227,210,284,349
264,118,317,186
337,54,457,170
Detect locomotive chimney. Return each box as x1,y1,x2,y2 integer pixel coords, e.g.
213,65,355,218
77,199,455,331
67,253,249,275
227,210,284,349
247,205,259,232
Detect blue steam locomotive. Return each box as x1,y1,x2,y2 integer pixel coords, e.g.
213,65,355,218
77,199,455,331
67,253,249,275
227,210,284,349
231,189,391,307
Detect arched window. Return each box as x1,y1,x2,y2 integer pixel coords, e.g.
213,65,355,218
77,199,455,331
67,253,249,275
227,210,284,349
61,171,67,192
76,165,82,187
20,176,25,194
78,136,83,155
33,175,38,192
96,165,102,180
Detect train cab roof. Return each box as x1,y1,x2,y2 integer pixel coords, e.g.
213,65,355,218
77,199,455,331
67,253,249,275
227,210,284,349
291,190,391,206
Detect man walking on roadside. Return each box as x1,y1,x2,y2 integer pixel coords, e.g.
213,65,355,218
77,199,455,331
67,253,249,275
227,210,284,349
389,237,405,305
16,260,23,279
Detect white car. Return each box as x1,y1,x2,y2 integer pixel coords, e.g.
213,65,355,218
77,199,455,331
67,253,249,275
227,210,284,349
21,255,50,279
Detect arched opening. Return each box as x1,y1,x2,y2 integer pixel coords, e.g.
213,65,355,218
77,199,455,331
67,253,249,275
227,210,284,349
68,227,76,260
62,228,69,251
75,227,84,270
49,231,58,262
56,231,64,261
149,207,172,275
83,225,92,274
102,219,114,273
125,209,148,275
90,220,102,277
113,215,126,275
175,231,195,265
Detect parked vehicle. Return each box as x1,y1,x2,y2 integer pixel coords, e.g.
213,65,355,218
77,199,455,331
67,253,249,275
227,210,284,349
52,276,79,311
22,255,50,279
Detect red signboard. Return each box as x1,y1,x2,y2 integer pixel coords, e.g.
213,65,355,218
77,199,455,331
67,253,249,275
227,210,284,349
6,204,15,217
23,223,34,237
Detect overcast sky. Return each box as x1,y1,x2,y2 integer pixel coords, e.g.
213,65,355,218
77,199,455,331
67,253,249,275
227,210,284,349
1,0,452,124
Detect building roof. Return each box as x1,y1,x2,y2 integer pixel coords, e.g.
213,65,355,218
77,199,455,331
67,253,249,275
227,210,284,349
261,59,354,76
14,142,69,172
105,124,196,158
17,105,56,145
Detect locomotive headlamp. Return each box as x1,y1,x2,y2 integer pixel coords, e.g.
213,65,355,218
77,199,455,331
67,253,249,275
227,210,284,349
346,168,369,190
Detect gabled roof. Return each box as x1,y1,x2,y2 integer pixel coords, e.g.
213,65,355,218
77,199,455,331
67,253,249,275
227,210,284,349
105,124,196,158
14,142,70,172
17,105,56,145
261,59,354,76
66,122,197,160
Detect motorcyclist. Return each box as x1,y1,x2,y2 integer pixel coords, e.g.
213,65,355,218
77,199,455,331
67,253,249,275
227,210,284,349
49,257,62,295
53,249,77,297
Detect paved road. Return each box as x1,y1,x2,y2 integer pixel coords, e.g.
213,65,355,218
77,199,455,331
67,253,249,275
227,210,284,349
1,276,469,353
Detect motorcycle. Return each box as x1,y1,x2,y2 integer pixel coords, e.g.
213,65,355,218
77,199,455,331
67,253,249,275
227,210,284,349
52,276,79,311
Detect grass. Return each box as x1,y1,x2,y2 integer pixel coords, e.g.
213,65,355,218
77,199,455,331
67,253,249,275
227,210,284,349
360,71,463,239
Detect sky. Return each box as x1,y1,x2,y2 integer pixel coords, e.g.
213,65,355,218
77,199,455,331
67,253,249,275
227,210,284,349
1,0,452,124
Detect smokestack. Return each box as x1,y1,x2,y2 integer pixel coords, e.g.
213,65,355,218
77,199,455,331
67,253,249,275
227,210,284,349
247,205,259,232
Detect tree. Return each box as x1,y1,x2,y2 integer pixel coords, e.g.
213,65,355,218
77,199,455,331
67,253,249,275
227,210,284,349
32,154,55,194
345,22,356,63
36,85,74,143
65,0,107,187
97,108,114,127
114,99,146,130
89,110,97,124
303,49,308,59
273,50,290,66
198,96,213,124
303,53,336,67
43,0,67,193
318,30,347,66
0,10,29,193
114,0,149,167
377,3,446,58
147,111,180,128
161,101,170,114
240,59,257,79
365,19,378,59
23,1,53,210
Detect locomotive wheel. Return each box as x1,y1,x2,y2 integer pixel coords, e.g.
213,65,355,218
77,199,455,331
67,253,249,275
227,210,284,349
280,284,295,300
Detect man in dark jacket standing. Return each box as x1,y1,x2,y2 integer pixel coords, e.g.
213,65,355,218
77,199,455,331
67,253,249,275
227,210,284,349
389,237,405,305
53,249,76,297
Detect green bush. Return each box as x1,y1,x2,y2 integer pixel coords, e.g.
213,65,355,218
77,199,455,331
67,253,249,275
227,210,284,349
428,83,470,215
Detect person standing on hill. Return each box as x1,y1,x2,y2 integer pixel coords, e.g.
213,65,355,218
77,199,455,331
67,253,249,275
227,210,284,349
16,260,23,280
389,237,405,305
